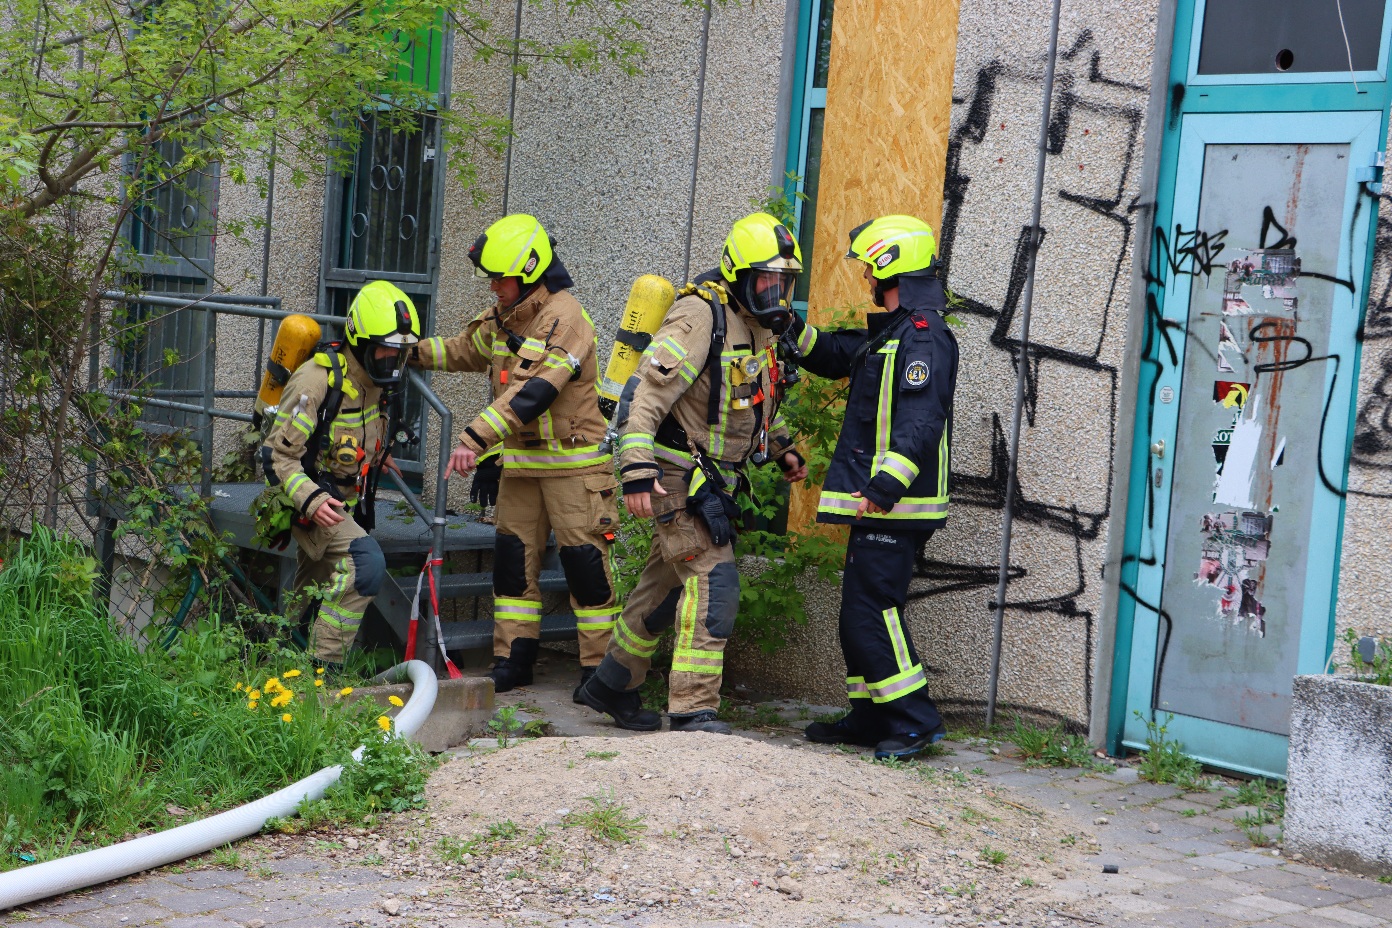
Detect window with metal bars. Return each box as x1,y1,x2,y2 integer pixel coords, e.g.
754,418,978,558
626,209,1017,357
321,13,448,476
119,137,219,431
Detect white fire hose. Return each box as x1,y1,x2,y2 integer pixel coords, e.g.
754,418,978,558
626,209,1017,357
0,660,437,911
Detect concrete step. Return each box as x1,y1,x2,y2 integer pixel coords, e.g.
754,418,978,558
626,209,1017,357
441,614,579,651
437,569,569,599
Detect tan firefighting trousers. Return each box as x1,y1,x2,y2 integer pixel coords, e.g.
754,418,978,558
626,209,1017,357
292,512,386,664
593,493,741,715
492,471,620,665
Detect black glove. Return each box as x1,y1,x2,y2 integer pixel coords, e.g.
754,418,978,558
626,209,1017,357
775,447,806,472
470,454,503,508
786,312,806,340
691,485,740,548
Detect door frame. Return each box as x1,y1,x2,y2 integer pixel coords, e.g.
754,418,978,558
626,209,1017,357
1105,0,1392,771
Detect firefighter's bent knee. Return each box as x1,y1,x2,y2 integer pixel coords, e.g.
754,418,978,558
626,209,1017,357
559,544,612,606
705,562,740,639
493,532,528,597
349,537,386,597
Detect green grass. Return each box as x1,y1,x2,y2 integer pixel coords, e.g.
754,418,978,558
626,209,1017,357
437,820,523,863
0,528,427,870
562,792,647,843
978,846,1008,866
1006,718,1108,770
1222,778,1286,848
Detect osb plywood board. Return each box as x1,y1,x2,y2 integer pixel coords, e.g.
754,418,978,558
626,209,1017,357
790,0,963,531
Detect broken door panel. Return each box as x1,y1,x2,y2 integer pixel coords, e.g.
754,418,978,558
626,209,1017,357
1157,141,1346,735
1122,110,1380,777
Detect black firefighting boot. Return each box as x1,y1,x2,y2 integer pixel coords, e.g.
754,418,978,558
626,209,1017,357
579,675,661,731
669,710,732,735
804,714,881,747
874,722,948,760
573,666,598,704
488,638,538,693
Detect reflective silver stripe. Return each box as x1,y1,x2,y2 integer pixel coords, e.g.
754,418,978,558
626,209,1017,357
875,341,897,461
509,221,540,275
866,666,928,702
654,445,693,470
863,670,929,701
817,493,949,517
876,454,917,487
501,448,612,467
883,607,912,672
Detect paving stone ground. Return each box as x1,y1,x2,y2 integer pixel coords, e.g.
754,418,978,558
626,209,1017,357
6,657,1392,928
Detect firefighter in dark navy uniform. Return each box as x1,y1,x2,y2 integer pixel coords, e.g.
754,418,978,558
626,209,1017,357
788,214,957,760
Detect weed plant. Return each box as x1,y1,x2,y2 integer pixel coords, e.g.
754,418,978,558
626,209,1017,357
1134,712,1212,791
1342,628,1392,686
1007,718,1109,771
1220,778,1286,848
562,792,647,844
0,528,424,869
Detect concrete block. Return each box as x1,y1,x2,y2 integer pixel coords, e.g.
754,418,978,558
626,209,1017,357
349,674,494,753
1286,674,1392,876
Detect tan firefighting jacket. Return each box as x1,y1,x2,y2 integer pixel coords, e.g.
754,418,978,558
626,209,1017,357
617,277,795,501
415,285,610,475
262,346,387,520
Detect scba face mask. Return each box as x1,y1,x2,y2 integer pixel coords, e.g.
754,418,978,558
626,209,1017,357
738,269,798,334
363,341,411,387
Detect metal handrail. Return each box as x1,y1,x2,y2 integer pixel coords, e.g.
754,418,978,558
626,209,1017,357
98,290,453,674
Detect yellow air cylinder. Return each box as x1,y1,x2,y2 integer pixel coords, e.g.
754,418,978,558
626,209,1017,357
600,275,675,416
254,314,322,425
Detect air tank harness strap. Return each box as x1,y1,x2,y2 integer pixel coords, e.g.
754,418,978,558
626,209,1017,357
675,280,728,427
407,550,463,679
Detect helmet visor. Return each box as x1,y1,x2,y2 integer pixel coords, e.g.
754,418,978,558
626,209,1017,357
741,269,798,333
364,341,410,386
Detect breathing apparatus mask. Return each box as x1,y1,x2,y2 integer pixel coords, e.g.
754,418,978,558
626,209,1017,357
734,268,798,334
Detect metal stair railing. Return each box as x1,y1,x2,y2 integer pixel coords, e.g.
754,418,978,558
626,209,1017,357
99,291,455,674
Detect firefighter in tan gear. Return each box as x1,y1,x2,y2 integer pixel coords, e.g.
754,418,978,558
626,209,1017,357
412,214,619,695
261,281,420,667
578,213,809,733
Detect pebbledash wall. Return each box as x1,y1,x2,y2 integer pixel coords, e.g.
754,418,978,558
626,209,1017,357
204,0,1392,736
735,0,1170,735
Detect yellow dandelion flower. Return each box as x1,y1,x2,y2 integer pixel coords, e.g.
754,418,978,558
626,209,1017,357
234,682,244,691
338,687,354,698
388,695,404,707
314,679,324,687
247,700,258,710
377,715,392,732
281,713,293,723
316,667,325,675
271,692,293,709
247,688,261,701
283,669,302,679
264,678,283,693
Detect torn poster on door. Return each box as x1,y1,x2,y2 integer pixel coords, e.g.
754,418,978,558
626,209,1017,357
1213,396,1262,508
1195,509,1272,637
1216,322,1241,373
1222,248,1300,313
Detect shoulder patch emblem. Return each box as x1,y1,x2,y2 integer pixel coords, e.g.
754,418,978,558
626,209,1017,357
904,360,930,388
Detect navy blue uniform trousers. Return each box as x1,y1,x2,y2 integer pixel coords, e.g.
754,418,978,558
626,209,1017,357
840,526,944,738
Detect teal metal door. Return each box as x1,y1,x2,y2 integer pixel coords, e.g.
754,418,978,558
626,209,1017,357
1112,1,1392,777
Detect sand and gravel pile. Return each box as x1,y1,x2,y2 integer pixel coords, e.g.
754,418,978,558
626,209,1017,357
358,732,1090,926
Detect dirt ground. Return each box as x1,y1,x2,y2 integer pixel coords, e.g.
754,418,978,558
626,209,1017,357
318,732,1091,927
